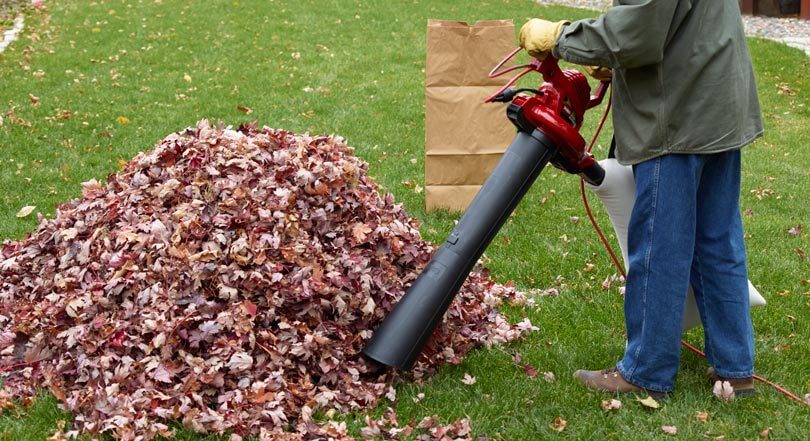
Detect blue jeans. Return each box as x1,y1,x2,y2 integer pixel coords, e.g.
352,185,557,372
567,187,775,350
616,150,755,392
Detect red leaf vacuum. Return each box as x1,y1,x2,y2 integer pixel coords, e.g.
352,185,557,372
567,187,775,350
363,50,609,370
363,48,806,407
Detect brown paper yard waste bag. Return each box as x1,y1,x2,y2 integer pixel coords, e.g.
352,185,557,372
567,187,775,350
425,19,515,212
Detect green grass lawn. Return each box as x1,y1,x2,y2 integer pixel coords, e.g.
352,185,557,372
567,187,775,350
1,0,808,439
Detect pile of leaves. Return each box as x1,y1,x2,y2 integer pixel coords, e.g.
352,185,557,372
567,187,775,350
0,121,535,440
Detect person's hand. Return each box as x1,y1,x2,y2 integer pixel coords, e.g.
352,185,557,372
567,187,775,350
585,65,612,82
518,19,570,60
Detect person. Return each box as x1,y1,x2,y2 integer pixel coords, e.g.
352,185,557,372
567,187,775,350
518,0,762,396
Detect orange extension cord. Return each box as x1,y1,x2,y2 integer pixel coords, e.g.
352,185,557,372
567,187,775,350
580,91,807,405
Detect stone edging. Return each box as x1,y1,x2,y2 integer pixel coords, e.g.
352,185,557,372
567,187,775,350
0,14,25,54
0,1,44,55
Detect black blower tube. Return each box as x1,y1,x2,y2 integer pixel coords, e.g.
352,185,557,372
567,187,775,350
363,129,558,370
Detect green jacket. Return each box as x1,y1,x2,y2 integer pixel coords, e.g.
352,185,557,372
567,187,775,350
553,0,763,165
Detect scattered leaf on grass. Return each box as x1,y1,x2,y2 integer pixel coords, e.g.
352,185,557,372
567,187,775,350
601,399,622,411
237,105,253,114
46,420,69,441
662,425,677,436
15,205,35,218
115,116,130,124
759,427,772,439
712,380,735,402
543,371,556,382
695,411,709,422
549,417,567,432
776,82,796,96
461,373,477,385
787,225,802,236
637,395,660,409
522,363,538,378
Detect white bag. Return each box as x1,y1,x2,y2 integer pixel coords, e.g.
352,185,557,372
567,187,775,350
585,158,765,330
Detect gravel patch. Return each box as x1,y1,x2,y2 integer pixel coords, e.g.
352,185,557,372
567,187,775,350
536,0,810,55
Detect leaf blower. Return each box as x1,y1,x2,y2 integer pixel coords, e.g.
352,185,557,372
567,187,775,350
363,49,610,370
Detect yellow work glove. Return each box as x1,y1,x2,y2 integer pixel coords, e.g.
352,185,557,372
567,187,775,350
518,19,570,60
585,65,612,82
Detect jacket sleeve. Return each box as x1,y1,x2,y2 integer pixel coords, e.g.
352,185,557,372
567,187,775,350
553,0,689,69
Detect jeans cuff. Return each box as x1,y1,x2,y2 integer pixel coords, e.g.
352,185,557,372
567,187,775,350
616,362,673,393
712,368,754,379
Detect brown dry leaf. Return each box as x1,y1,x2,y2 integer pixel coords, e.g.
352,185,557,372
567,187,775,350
49,383,67,403
637,395,660,409
776,82,797,96
695,411,709,422
15,205,35,218
751,187,775,200
46,420,69,441
549,417,567,432
29,94,40,106
759,427,772,439
351,222,373,242
236,105,253,114
601,399,622,411
522,363,538,378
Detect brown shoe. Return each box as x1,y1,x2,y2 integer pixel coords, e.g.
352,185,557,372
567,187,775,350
706,367,756,397
573,367,668,397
